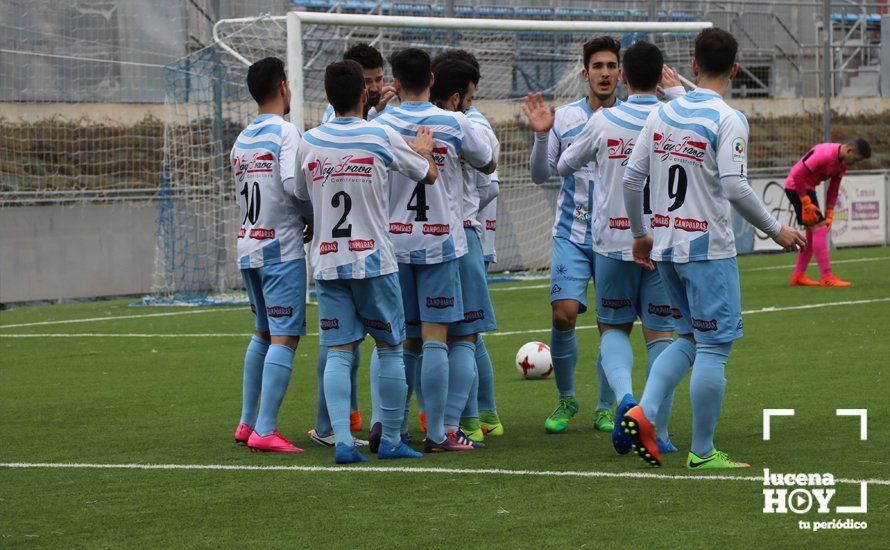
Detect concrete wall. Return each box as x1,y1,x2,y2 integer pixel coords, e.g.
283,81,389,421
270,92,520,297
0,202,157,303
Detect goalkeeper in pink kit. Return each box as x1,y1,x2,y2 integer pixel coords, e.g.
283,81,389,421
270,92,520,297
785,139,870,287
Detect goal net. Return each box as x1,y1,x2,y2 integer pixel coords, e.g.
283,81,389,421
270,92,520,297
149,12,707,305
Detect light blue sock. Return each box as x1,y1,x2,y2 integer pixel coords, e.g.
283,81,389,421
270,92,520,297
420,341,449,443
323,348,355,446
415,353,425,414
595,351,616,410
401,349,419,433
350,346,361,413
461,359,480,420
239,336,269,427
314,346,332,436
639,338,695,422
445,341,477,428
690,343,732,457
376,345,408,447
646,338,674,440
370,347,381,427
475,336,496,412
550,328,578,398
254,344,295,436
599,330,634,400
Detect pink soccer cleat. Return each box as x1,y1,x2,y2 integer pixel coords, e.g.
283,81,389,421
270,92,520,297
247,430,304,453
234,423,253,445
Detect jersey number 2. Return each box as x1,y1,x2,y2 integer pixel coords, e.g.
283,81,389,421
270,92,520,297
331,191,352,238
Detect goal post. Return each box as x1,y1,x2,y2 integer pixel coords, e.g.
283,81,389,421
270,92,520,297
149,11,711,305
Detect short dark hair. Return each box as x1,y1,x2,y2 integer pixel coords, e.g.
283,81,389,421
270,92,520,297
583,36,621,68
325,60,365,114
432,49,480,71
247,57,286,105
622,41,663,91
389,48,431,94
430,58,480,105
694,28,738,77
853,138,872,159
343,43,384,70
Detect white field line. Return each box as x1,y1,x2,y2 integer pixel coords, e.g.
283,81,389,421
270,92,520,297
1,462,887,486
2,297,889,339
745,256,890,272
0,307,239,329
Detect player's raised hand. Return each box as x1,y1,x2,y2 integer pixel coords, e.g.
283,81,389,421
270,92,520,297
632,234,654,270
659,65,682,89
376,85,397,111
409,127,435,157
772,224,807,252
521,92,555,133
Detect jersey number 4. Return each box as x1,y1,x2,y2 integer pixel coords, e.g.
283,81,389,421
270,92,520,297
407,182,430,222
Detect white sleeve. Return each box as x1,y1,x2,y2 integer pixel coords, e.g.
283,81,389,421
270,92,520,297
292,144,309,202
529,131,553,184
716,110,749,179
321,104,334,124
385,127,430,182
366,106,379,121
279,124,300,182
663,86,686,101
557,113,599,177
622,121,653,238
457,112,493,170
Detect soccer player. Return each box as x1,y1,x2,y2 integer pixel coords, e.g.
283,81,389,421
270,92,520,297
321,43,396,122
785,139,871,287
231,57,311,453
429,55,500,446
295,60,438,463
621,28,805,469
374,48,497,453
557,40,681,455
522,36,624,435
312,43,398,445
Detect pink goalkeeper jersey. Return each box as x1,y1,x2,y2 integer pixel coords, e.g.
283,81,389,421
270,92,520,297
785,142,847,208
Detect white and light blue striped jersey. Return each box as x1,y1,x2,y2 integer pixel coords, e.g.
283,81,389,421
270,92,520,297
231,113,305,268
462,106,500,234
548,97,621,245
625,88,750,262
294,117,430,280
374,101,493,265
561,95,662,261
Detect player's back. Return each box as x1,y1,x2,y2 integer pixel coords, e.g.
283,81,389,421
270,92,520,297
231,113,304,268
300,117,404,280
374,101,472,264
590,96,661,260
642,89,747,263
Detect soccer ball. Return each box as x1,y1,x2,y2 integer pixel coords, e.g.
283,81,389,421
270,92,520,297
515,341,553,379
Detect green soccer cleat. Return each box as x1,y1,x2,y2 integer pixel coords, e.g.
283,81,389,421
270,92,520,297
544,397,579,434
686,449,750,470
593,408,615,432
459,417,485,442
479,411,504,436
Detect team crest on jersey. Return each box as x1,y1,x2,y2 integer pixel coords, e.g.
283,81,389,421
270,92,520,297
422,223,450,236
573,205,591,222
348,239,375,252
607,137,635,166
485,219,496,231
320,318,340,330
319,241,339,254
609,217,630,230
308,154,374,184
674,217,708,232
266,305,294,318
432,146,448,168
648,304,673,317
426,296,455,309
653,133,707,165
389,222,413,234
732,137,746,162
650,214,670,228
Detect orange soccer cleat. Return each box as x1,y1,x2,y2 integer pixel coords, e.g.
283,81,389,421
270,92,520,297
622,405,662,467
418,412,428,433
789,274,820,287
350,410,363,432
821,274,852,287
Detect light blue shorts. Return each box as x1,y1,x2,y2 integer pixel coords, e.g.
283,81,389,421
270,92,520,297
549,235,595,313
594,253,674,332
315,273,406,347
399,259,464,339
448,228,497,336
241,259,307,336
656,258,743,344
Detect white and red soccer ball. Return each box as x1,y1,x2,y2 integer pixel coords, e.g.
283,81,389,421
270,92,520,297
515,341,553,379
